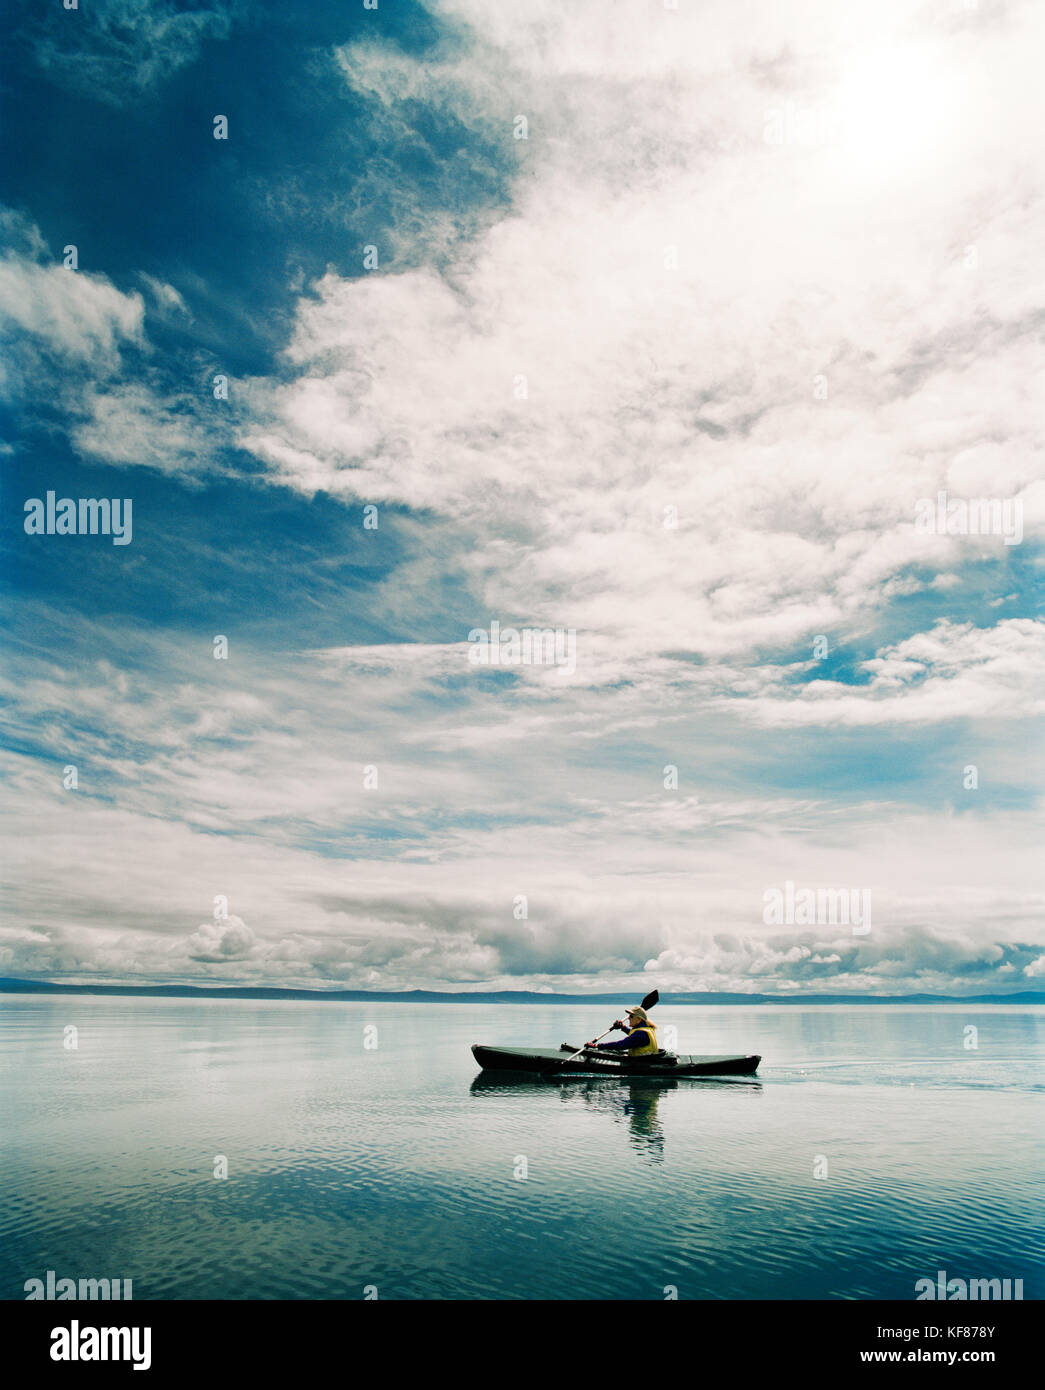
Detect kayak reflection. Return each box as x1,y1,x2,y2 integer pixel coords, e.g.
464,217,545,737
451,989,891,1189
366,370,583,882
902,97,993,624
469,1071,762,1163
576,1075,672,1162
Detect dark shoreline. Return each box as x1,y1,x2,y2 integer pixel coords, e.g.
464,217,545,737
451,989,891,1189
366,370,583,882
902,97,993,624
1,978,1041,1005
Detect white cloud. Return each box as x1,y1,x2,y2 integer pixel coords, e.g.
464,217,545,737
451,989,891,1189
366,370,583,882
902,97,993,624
1,613,1041,993
241,0,1044,669
72,382,225,475
726,619,1045,726
0,217,228,477
139,273,191,319
29,0,238,105
186,915,257,963
0,256,143,366
2,759,1040,991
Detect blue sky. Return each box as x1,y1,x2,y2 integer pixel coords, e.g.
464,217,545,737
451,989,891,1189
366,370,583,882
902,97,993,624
2,0,1043,994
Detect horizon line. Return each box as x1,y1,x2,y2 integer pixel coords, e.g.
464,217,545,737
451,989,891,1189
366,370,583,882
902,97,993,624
1,978,1042,1006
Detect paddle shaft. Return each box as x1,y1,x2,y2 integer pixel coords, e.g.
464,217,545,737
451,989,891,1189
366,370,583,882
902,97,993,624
561,989,660,1066
563,1027,613,1064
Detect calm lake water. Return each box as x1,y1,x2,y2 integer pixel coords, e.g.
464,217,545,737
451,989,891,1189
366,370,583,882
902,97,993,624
1,996,1041,1300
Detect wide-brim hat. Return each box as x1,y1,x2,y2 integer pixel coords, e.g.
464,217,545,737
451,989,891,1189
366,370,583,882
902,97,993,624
626,1006,650,1022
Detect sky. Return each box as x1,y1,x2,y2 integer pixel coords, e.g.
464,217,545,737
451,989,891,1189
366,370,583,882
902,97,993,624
1,0,1043,996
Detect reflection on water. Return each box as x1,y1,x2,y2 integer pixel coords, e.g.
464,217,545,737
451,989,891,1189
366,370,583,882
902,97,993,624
470,1071,762,1163
576,1077,672,1163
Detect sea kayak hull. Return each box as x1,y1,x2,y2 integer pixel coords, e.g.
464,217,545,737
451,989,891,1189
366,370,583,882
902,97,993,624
471,1044,760,1077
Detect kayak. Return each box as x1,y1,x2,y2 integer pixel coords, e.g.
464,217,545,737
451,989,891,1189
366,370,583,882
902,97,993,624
470,1070,684,1093
471,1043,761,1077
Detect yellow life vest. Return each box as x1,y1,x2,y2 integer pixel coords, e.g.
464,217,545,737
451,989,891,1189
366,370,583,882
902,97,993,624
628,1021,659,1056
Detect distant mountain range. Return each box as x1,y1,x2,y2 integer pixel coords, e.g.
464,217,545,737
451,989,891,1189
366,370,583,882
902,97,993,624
0,978,1042,1005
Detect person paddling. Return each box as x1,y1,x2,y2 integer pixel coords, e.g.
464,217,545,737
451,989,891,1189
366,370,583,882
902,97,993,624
586,1005,659,1056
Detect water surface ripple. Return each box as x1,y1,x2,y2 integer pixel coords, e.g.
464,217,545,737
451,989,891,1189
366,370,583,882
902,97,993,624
2,998,1041,1299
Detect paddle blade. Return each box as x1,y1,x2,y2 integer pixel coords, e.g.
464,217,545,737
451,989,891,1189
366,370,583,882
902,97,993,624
641,989,659,1011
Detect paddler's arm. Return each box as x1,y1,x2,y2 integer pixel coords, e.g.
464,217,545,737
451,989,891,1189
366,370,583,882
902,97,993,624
596,1026,652,1052
584,1018,627,1048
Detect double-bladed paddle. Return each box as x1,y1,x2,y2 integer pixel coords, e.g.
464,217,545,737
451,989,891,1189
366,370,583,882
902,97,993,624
551,989,660,1072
